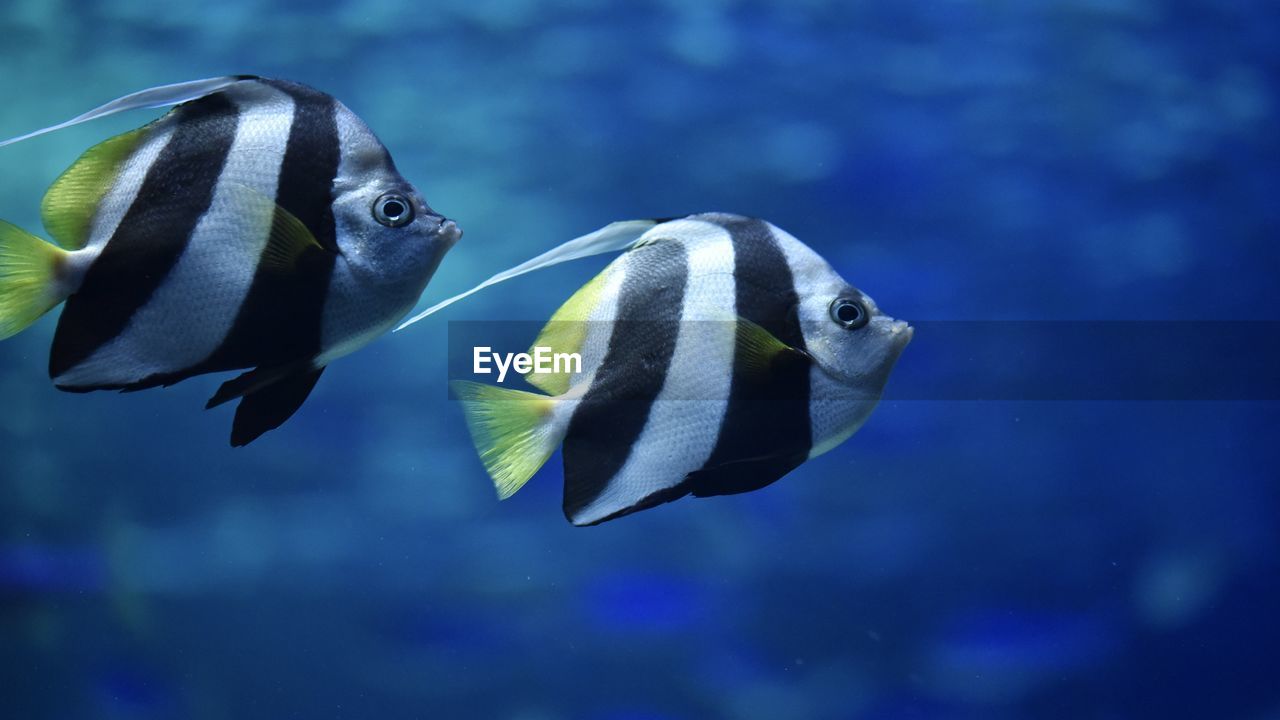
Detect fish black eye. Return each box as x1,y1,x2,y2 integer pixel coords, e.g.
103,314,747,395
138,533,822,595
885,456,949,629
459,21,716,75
829,297,869,329
373,193,414,228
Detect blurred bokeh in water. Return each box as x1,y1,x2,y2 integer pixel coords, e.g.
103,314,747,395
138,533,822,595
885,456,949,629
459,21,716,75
1,0,1278,718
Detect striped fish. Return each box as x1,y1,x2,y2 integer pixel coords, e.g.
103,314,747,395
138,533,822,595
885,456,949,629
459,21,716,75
0,77,461,445
418,214,911,525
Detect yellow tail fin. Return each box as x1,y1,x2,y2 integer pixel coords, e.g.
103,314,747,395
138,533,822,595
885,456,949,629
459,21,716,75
0,220,67,340
450,380,561,499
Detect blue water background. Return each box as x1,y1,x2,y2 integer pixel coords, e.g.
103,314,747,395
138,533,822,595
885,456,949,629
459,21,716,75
1,1,1278,718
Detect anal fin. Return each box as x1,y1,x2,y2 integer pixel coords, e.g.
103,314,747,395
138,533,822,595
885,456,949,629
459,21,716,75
207,363,325,447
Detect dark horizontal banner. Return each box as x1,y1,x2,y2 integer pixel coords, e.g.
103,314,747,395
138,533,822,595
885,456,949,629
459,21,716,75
446,321,1280,401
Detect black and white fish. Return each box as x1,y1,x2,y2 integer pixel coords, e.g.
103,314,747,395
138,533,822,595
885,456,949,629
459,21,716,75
0,76,460,445
400,214,911,525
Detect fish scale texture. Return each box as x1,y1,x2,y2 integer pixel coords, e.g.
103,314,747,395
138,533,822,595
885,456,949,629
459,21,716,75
566,228,739,524
56,85,297,386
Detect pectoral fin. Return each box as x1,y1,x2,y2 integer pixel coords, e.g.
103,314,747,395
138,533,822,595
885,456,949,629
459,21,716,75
734,316,812,378
222,183,324,272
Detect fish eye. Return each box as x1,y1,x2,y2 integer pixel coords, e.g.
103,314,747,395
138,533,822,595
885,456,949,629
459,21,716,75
829,297,869,330
373,193,414,228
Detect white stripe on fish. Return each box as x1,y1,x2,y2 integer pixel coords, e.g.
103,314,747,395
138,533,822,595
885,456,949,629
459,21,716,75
572,219,738,525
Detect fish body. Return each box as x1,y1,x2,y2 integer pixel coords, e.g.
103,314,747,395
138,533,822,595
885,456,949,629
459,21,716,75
449,214,911,525
0,77,460,445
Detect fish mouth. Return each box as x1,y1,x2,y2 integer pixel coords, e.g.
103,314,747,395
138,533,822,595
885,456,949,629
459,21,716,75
436,218,463,244
888,318,914,345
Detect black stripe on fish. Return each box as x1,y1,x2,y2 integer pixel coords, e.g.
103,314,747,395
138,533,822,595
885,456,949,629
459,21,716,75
49,93,240,383
561,240,689,523
688,216,813,497
260,79,341,255
199,79,341,373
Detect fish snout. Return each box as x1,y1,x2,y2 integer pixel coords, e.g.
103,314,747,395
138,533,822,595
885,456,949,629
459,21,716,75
435,217,463,245
887,318,914,345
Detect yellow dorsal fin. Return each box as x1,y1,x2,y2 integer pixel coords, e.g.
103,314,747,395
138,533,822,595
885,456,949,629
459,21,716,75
40,127,147,250
524,269,609,395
